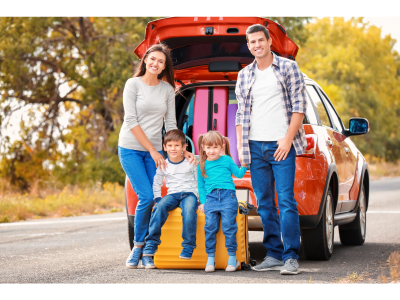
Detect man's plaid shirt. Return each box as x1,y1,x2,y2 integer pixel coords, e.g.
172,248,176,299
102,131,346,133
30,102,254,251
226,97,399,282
235,53,308,165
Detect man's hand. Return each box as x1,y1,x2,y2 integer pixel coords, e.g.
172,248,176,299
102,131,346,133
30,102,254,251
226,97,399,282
198,204,205,213
274,137,293,161
238,147,248,168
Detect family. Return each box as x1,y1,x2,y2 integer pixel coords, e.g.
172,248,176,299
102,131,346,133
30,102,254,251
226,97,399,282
118,24,308,275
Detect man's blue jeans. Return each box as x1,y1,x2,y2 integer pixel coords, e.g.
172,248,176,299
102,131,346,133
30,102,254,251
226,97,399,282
118,146,162,246
145,192,198,251
249,140,301,262
204,189,238,256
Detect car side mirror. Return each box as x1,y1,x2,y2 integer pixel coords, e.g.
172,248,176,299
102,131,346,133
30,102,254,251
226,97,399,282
345,118,369,136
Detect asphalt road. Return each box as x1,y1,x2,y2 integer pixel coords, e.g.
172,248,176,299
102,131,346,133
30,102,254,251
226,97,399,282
1,177,399,283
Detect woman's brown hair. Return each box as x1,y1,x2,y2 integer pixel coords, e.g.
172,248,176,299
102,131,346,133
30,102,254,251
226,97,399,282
133,43,175,89
198,131,232,178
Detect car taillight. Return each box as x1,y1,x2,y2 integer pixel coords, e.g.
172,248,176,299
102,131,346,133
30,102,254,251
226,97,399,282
297,134,317,159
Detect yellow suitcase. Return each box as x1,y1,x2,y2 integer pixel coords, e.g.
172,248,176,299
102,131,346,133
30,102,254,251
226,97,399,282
154,201,251,270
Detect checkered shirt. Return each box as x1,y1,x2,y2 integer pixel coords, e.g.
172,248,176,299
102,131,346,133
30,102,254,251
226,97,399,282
235,53,308,165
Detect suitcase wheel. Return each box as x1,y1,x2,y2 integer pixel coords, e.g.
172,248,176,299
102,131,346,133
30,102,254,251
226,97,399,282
239,205,249,215
250,258,257,267
241,262,251,271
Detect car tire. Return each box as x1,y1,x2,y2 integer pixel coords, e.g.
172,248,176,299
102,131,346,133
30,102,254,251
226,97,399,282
128,218,135,250
301,187,334,260
339,185,366,246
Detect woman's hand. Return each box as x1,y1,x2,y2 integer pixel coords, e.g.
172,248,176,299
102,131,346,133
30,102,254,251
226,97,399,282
183,149,196,165
198,204,205,213
150,149,167,170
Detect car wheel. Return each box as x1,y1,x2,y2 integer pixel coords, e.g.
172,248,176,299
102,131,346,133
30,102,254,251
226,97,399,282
339,185,366,245
128,218,135,250
301,187,334,260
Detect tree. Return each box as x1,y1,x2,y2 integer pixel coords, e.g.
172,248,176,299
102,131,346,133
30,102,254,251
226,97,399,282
265,17,312,46
0,17,157,190
297,17,400,160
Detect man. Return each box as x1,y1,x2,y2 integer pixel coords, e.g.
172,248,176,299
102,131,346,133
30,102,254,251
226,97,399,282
235,24,307,275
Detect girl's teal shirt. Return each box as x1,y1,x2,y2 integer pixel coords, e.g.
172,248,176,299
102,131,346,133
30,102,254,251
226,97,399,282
197,155,247,204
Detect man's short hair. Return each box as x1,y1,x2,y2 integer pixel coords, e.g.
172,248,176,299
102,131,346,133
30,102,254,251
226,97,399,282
164,129,186,146
246,24,270,42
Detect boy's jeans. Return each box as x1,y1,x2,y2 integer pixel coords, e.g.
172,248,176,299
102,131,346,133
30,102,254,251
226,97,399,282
204,189,238,256
144,192,198,251
118,146,162,246
249,140,301,262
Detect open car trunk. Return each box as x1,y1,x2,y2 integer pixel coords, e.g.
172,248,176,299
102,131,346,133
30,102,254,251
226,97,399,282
134,17,299,85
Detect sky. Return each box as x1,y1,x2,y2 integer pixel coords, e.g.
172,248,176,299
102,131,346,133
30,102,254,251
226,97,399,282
1,14,400,152
358,17,400,53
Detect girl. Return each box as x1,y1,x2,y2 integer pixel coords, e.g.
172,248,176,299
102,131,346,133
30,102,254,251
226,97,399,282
197,131,247,272
119,44,195,269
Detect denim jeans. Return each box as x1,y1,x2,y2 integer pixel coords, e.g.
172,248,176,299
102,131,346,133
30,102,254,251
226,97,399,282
118,146,162,246
204,189,238,256
144,192,198,251
249,140,301,262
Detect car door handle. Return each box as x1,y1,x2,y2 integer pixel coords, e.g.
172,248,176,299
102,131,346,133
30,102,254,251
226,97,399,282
344,147,350,153
326,140,333,146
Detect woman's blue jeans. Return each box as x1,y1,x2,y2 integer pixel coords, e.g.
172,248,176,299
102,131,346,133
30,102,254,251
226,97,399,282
249,140,301,262
118,146,162,246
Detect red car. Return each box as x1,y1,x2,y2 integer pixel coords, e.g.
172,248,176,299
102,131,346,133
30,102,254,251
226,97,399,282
125,17,370,260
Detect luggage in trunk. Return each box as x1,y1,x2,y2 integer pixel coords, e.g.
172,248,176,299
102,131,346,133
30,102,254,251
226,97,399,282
192,86,228,154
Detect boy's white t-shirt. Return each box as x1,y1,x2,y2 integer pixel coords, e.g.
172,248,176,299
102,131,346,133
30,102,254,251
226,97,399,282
153,157,198,199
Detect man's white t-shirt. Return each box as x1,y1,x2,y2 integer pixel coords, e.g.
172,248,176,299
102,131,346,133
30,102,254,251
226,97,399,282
249,65,288,141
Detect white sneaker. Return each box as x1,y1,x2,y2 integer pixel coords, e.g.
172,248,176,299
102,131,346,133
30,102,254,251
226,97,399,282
205,263,215,272
225,259,240,272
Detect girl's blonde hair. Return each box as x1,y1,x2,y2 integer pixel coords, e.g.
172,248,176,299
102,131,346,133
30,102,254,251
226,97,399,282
198,131,231,178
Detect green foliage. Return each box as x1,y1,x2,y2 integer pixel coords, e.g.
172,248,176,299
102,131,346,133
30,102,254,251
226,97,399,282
265,17,312,46
298,17,400,161
0,17,158,190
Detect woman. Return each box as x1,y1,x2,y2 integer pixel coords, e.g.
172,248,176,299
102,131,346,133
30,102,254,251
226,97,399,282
118,44,194,268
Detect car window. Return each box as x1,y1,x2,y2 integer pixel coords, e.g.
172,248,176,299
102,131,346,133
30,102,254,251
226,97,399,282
304,92,318,125
306,85,332,128
317,88,344,132
229,87,237,104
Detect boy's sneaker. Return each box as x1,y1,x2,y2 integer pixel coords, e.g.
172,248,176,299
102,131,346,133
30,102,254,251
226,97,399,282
142,244,158,257
280,258,300,275
251,256,284,271
142,256,156,269
179,248,193,260
126,247,142,269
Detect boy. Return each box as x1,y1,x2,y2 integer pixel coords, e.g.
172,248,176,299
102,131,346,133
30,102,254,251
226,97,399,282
141,129,199,269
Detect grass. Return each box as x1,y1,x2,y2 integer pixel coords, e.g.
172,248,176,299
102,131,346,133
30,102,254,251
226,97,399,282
333,271,371,283
0,182,124,223
368,161,400,180
379,251,400,283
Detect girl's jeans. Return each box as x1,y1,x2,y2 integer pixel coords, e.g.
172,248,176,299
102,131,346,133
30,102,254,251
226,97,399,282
204,189,238,256
118,146,162,246
249,140,301,262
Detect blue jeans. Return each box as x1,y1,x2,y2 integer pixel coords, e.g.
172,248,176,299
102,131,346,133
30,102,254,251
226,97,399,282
204,189,238,256
144,192,198,251
249,140,300,262
118,146,162,246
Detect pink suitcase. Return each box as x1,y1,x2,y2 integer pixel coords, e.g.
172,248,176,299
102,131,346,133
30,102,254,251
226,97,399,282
192,87,228,154
227,104,240,165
